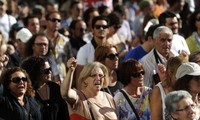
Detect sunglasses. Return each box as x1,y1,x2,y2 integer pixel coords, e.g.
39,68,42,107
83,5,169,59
132,71,145,78
48,18,61,22
11,77,28,83
196,17,200,21
94,25,108,29
106,53,119,60
42,67,51,74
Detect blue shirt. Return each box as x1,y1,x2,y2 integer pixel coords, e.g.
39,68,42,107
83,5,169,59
124,45,147,61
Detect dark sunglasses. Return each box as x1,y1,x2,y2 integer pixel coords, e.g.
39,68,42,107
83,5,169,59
94,25,108,29
34,43,48,46
42,67,51,74
0,2,4,6
48,18,61,22
106,53,119,60
196,17,200,21
79,28,86,32
11,77,28,83
132,71,145,78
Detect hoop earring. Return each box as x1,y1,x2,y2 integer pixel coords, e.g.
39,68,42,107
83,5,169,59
84,82,88,88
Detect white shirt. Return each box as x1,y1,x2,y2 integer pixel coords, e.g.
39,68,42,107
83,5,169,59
0,14,16,42
171,34,190,56
76,42,95,65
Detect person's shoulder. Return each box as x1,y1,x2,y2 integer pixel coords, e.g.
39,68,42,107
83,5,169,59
140,49,154,61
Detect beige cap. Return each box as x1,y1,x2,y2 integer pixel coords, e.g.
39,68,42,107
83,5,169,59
16,28,32,43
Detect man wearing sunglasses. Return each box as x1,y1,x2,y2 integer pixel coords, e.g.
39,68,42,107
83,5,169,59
44,11,73,83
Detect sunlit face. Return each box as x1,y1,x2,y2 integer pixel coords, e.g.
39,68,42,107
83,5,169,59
47,13,61,31
165,17,179,34
74,21,87,39
85,67,105,91
195,13,200,30
27,17,40,34
130,69,144,87
189,77,200,95
155,33,173,58
40,61,52,82
104,47,118,70
32,36,49,56
92,20,109,40
9,71,27,97
172,97,198,120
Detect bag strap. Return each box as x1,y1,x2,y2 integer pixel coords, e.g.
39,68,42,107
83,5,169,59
80,91,95,120
120,89,140,120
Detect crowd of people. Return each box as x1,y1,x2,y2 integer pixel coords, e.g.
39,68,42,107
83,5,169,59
1,0,200,120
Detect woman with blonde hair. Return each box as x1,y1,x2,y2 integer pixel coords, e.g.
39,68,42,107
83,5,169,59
61,58,118,120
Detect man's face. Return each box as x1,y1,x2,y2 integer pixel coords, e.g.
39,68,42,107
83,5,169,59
155,33,173,58
27,17,40,34
47,13,61,31
92,20,109,39
73,21,87,39
165,17,179,34
32,36,49,56
0,1,7,16
71,3,83,18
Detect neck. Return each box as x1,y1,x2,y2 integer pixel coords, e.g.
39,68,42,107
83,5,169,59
108,70,117,86
124,85,142,96
82,89,99,98
45,29,58,39
94,36,107,46
142,42,152,52
197,29,200,37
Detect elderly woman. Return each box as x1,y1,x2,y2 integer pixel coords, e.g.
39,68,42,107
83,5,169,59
114,59,152,120
61,57,118,120
165,90,199,120
95,45,123,96
21,56,69,120
0,67,42,120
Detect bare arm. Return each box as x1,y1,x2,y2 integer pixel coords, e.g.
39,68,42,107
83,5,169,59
150,86,163,120
60,57,78,105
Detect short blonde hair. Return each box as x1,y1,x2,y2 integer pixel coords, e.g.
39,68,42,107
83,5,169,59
77,62,109,90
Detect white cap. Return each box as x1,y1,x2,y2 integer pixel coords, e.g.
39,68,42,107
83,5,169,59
16,28,32,43
176,62,200,79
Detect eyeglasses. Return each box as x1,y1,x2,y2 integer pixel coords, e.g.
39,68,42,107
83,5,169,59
11,77,28,83
176,104,196,113
106,53,119,60
48,18,61,23
196,17,200,21
90,74,105,79
94,25,108,29
42,67,51,74
34,43,48,47
132,71,145,78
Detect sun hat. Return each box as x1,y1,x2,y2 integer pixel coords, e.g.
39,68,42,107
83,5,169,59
176,62,200,79
16,28,32,43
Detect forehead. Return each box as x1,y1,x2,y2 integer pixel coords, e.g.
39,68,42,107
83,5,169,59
159,33,173,39
108,47,117,53
177,97,193,108
11,71,25,78
95,20,108,25
35,36,49,43
76,21,86,28
49,13,61,18
91,67,104,74
165,17,178,24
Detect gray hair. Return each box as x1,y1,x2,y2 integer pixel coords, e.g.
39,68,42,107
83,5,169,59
165,90,192,113
153,26,173,40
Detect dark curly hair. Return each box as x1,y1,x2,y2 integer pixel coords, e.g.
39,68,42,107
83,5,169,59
0,67,35,97
21,56,49,89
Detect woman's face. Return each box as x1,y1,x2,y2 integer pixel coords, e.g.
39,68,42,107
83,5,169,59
130,69,144,87
9,71,28,97
189,76,200,95
172,97,198,120
195,13,200,30
84,67,105,91
40,61,52,82
104,47,118,70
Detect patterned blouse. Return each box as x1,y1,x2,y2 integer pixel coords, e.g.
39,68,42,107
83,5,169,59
114,86,152,120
